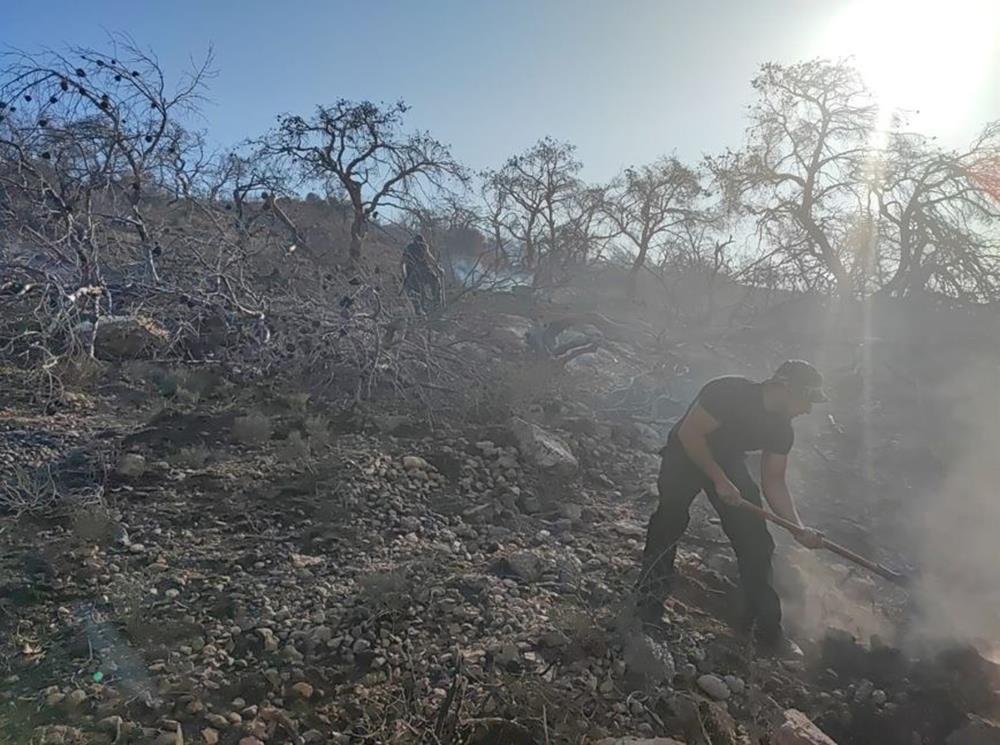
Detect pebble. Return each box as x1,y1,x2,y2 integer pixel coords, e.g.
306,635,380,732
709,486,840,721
204,714,228,729
64,689,87,707
854,679,874,702
724,675,746,695
402,456,430,471
98,716,123,734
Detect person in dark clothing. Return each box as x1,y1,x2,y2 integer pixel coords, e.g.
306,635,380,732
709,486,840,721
636,360,828,651
401,234,444,313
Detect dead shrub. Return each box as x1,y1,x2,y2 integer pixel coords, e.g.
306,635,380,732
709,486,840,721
0,465,60,516
168,446,211,470
70,504,124,546
358,569,410,614
278,431,311,462
232,411,274,445
283,392,312,413
304,415,331,449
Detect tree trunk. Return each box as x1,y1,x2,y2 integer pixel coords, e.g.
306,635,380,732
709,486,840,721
349,213,366,262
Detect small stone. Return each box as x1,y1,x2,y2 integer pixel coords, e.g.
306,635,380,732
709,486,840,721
204,713,228,729
64,689,87,707
238,738,264,745
290,681,314,699
724,675,746,695
624,633,675,682
201,728,220,745
352,638,372,653
697,674,731,701
98,716,123,734
558,503,583,521
258,628,279,653
46,691,66,707
871,689,887,706
116,453,147,477
402,456,430,471
853,679,874,702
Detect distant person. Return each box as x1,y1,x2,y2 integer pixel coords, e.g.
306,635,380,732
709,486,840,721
636,360,828,654
401,234,444,313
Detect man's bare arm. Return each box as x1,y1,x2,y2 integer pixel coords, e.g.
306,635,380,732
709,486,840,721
677,405,742,504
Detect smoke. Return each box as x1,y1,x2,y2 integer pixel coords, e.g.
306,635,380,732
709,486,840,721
903,361,1000,655
774,544,896,644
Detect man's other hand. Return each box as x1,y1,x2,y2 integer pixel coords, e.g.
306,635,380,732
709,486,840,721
714,477,743,506
794,527,825,549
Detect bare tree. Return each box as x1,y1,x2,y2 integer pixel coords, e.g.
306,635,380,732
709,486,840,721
481,137,582,275
561,184,617,269
708,60,877,297
259,99,465,262
873,124,1000,302
603,156,703,287
0,36,212,287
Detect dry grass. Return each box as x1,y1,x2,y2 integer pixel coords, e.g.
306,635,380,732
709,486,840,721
232,411,274,445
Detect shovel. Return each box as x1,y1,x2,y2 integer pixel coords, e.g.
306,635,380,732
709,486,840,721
736,500,910,586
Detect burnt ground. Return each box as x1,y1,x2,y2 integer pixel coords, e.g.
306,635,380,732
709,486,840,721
1,293,999,745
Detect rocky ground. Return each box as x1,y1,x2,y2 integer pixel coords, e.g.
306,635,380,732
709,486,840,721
1,301,999,745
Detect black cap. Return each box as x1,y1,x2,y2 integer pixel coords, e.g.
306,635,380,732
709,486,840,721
772,360,828,403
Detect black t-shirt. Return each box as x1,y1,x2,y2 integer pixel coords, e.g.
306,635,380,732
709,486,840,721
664,376,793,459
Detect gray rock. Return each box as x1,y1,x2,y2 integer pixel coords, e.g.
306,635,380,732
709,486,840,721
624,633,675,682
774,709,839,745
697,673,731,700
495,551,543,582
509,418,578,477
724,674,746,695
87,315,169,360
518,495,543,514
853,679,874,702
558,503,583,521
402,455,430,471
116,453,147,478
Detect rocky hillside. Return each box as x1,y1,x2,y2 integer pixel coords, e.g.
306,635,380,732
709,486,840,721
1,288,999,745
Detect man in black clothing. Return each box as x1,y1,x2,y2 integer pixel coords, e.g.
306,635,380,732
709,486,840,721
401,234,444,313
637,360,828,650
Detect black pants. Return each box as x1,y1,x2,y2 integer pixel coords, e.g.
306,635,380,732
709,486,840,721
638,447,781,642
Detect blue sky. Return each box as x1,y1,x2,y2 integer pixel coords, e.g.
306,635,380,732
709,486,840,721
5,0,999,181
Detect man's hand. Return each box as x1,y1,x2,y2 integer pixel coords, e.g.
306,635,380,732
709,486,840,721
794,526,825,550
713,477,743,507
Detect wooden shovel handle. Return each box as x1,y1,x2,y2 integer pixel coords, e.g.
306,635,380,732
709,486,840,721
735,500,908,585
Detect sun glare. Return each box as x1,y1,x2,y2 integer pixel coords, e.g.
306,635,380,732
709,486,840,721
818,0,999,136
